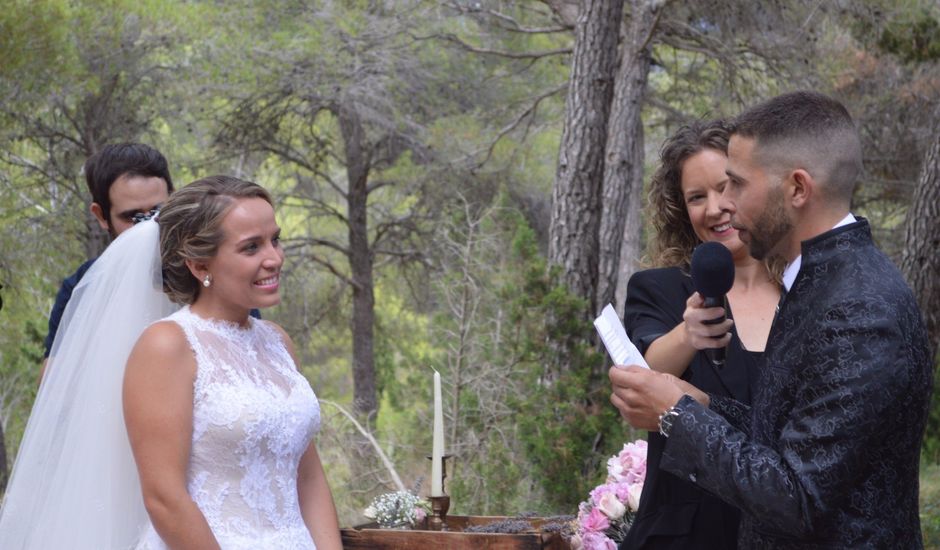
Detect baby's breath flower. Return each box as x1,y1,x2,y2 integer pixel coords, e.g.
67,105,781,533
364,491,429,529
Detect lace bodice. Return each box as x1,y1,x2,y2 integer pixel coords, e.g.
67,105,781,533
136,307,320,550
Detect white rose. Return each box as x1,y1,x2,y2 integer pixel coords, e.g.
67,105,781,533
606,456,625,481
597,492,626,520
364,505,377,519
626,482,644,512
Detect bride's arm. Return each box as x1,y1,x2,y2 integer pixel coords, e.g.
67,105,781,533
298,442,343,549
123,322,221,550
269,322,343,549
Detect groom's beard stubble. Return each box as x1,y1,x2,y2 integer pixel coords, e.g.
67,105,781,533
747,185,792,261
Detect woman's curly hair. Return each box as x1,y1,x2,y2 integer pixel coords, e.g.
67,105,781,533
647,119,731,268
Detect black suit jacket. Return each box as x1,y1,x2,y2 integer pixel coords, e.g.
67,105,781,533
660,220,932,549
620,267,760,549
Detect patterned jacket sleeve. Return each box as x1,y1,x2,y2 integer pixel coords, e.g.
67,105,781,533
706,394,751,435
659,296,916,537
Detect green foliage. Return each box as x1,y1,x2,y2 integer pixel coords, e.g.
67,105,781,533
847,1,940,65
505,217,623,512
0,292,45,478
877,10,940,63
921,354,940,464
0,0,72,88
922,463,940,549
373,286,434,410
449,438,525,515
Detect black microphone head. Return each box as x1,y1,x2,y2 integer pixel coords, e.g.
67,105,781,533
691,241,735,298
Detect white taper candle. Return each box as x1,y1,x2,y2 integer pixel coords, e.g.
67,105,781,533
431,370,444,496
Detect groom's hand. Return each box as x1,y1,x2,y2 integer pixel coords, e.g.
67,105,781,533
609,366,708,431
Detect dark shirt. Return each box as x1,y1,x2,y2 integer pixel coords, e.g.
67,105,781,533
45,259,261,357
44,259,97,357
620,266,759,550
661,220,932,549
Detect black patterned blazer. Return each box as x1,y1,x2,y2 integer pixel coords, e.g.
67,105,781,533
659,219,933,549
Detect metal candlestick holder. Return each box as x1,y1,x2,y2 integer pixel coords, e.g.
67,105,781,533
426,454,453,530
428,494,450,531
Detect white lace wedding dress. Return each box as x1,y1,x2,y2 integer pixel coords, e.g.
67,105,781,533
135,306,321,550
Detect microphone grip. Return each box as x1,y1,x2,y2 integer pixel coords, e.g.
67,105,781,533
701,295,727,367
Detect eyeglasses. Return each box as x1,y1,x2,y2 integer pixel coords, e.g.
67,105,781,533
130,207,161,224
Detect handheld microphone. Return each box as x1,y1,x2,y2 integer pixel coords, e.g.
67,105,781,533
690,241,735,368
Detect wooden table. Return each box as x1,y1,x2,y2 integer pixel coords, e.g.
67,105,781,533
341,515,571,549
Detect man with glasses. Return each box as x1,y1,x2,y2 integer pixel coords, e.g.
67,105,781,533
41,143,173,379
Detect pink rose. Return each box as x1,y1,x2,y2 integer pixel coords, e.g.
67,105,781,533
581,531,617,550
609,481,633,502
414,506,427,522
569,532,583,550
589,482,615,507
607,440,648,484
580,507,610,532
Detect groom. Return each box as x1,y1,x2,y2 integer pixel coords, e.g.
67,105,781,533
610,91,932,548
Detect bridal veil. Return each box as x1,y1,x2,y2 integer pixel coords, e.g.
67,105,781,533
0,219,177,549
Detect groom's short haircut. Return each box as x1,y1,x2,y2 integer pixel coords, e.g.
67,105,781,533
84,143,175,224
731,90,863,205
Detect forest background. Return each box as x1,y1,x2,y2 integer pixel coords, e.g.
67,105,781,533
1,0,940,543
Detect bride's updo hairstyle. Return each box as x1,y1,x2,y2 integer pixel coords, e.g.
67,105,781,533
159,175,272,304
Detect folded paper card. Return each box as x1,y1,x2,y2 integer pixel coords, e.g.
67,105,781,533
594,304,649,369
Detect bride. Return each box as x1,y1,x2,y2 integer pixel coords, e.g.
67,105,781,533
0,176,342,549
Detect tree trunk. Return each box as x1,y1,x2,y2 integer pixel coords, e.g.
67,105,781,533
338,105,378,420
84,209,109,260
448,217,477,487
900,106,940,357
597,0,659,318
82,137,109,260
548,0,625,322
0,420,7,493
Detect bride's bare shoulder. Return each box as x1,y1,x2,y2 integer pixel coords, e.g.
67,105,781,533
127,320,193,370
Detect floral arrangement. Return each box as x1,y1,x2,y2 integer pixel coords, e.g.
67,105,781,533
363,490,430,529
570,439,648,550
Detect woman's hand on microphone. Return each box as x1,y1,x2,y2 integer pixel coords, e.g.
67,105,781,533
682,292,733,350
